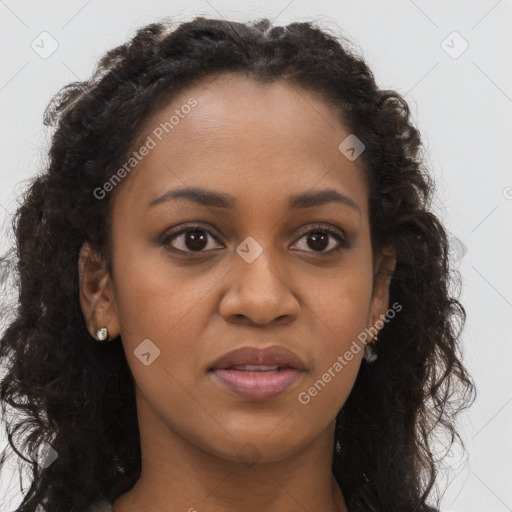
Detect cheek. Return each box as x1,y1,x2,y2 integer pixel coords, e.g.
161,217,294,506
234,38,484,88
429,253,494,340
305,260,373,346
294,293,368,432
299,307,366,415
111,252,230,416
295,351,361,430
297,260,372,407
112,247,222,346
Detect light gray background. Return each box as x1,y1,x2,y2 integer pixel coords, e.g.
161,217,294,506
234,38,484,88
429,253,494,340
1,1,511,511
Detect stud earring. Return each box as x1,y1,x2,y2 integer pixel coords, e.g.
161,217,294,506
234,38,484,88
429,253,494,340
363,321,379,363
96,327,110,342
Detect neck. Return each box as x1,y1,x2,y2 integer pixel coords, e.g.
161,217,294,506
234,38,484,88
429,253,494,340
113,394,347,512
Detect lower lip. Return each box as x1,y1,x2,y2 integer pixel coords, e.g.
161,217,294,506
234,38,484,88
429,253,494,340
210,368,304,400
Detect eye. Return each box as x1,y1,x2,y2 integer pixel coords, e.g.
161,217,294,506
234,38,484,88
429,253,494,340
161,223,350,256
290,225,350,255
162,225,223,254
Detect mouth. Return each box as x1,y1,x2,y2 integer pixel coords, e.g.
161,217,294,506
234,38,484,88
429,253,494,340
208,364,305,401
225,364,291,372
207,345,306,400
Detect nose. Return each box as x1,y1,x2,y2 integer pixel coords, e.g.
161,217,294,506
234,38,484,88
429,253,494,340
219,249,300,327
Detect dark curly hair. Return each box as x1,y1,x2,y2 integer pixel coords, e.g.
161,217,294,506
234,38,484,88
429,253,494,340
0,15,475,512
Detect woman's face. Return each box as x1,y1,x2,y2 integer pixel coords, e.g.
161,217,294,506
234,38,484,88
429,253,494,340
80,73,395,464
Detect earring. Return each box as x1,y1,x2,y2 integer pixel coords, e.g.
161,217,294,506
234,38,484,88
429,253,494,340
96,327,110,342
373,322,379,343
363,321,379,363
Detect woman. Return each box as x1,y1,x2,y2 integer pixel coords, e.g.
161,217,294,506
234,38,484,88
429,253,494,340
0,16,475,512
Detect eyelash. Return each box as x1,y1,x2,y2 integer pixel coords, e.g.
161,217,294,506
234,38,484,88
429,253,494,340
161,223,350,257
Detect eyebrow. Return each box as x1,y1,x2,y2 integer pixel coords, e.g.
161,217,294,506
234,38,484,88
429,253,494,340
145,186,361,215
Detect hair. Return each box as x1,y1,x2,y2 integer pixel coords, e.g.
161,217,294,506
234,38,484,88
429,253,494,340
0,15,475,512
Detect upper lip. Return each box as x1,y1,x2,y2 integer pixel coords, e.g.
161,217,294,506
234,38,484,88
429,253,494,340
208,345,306,371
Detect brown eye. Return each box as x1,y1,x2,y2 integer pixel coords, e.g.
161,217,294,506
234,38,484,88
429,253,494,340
161,223,349,257
290,225,349,255
163,226,223,253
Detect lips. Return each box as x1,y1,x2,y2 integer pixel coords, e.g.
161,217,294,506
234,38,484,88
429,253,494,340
229,365,283,372
208,345,306,400
208,345,306,372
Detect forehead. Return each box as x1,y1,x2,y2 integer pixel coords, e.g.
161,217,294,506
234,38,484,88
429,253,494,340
113,73,369,218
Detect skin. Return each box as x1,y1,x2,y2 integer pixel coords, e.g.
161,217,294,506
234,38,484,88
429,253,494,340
79,73,396,512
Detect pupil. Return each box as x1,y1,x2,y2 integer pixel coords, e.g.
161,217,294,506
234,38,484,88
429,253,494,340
309,232,328,251
186,230,207,251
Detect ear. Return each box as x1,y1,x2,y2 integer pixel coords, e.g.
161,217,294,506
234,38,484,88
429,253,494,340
368,245,397,335
78,241,120,341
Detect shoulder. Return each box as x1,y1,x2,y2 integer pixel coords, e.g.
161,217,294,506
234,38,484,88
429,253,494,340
84,500,114,512
347,478,440,512
12,501,114,512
